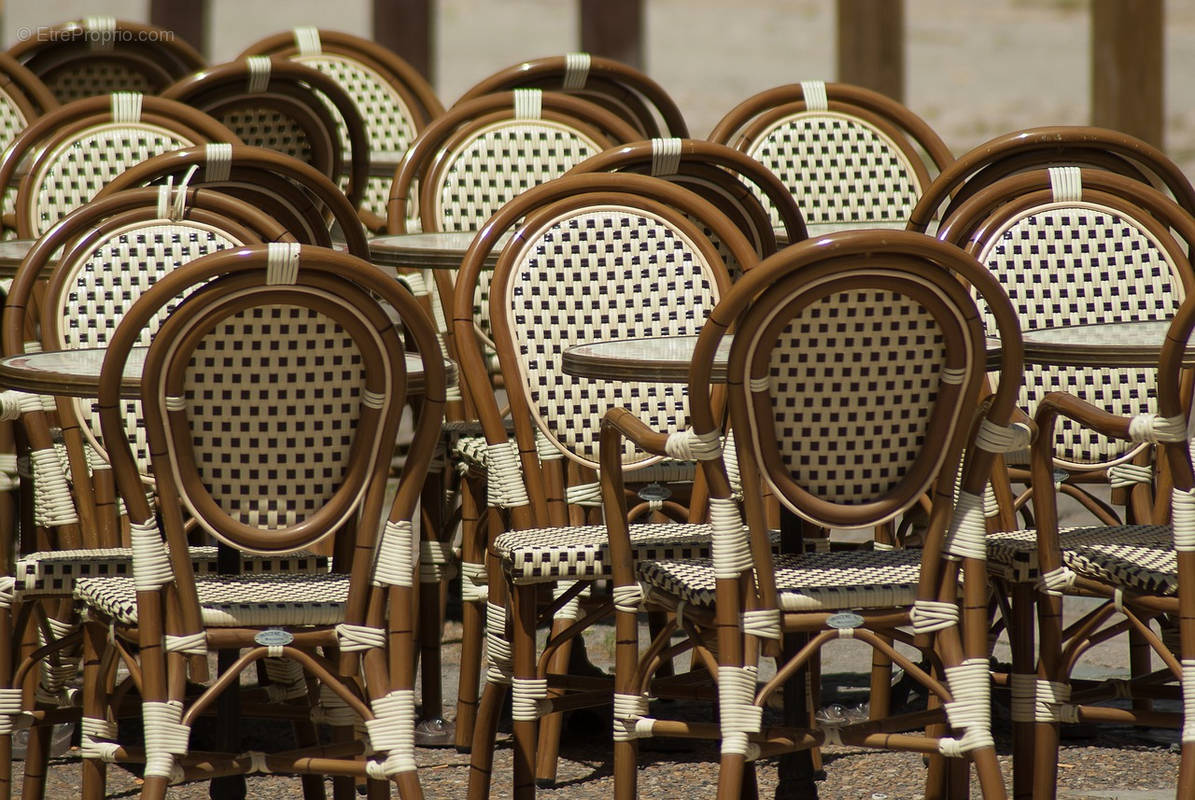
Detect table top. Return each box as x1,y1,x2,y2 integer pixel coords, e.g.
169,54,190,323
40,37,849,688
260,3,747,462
563,335,731,383
368,231,507,270
0,348,454,398
0,239,41,278
1017,319,1190,368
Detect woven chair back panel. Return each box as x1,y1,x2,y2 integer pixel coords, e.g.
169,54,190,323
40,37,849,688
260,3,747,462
362,175,393,221
979,202,1183,467
744,111,921,228
0,90,29,151
507,207,719,467
60,222,239,475
434,120,604,231
181,304,365,530
218,108,314,165
767,288,944,504
45,62,153,102
31,125,195,236
296,53,415,153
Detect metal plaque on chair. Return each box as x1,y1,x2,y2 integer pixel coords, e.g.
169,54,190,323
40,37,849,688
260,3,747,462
254,629,294,647
826,612,864,630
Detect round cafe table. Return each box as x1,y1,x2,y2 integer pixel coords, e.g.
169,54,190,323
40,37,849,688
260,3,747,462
368,230,507,271
0,239,44,279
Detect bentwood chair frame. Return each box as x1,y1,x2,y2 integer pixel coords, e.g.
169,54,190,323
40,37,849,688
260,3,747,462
908,125,1195,234
95,143,371,258
239,27,445,232
161,56,370,211
0,53,57,145
65,244,445,800
0,93,238,238
599,230,1025,800
455,52,688,139
8,17,205,103
453,172,758,799
1019,296,1195,800
708,80,954,231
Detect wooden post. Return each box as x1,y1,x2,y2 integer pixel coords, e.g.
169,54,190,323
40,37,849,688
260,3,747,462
1091,0,1163,147
374,0,435,84
836,0,904,101
149,0,207,58
579,0,644,70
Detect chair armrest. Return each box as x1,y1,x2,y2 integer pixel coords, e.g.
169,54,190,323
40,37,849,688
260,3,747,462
1035,391,1137,441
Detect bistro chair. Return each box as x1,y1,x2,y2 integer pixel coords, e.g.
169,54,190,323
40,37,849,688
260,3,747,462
0,53,57,148
455,52,688,139
239,27,445,232
7,17,205,103
708,80,954,233
96,143,371,258
908,125,1195,233
161,56,370,210
0,185,318,800
1013,296,1195,800
598,229,1025,800
938,166,1195,798
453,172,757,797
61,244,444,800
0,93,238,238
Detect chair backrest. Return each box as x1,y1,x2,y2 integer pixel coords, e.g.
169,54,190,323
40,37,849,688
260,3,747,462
98,243,444,583
8,17,205,103
95,143,370,258
238,28,445,231
937,166,1195,473
456,53,687,139
387,89,641,233
0,93,238,238
709,80,954,230
2,186,291,546
909,125,1195,233
566,137,808,275
162,56,370,211
0,52,57,144
454,172,755,527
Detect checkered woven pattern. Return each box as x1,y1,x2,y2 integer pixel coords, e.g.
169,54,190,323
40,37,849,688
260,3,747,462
507,207,720,466
181,304,365,530
296,53,416,154
767,289,945,502
987,525,1177,594
44,62,153,102
0,89,28,151
979,202,1182,468
16,546,327,596
639,547,926,611
58,221,236,474
31,124,195,236
218,108,314,164
744,111,921,227
494,522,714,584
74,571,351,626
362,175,393,223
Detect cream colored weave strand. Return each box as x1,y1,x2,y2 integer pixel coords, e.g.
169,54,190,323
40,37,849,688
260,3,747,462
0,687,21,735
485,601,513,684
1048,166,1082,202
938,658,994,756
1128,413,1186,443
419,539,454,583
665,428,722,461
364,689,417,774
1034,678,1078,724
974,420,1032,454
911,599,959,634
718,665,762,757
944,491,987,561
710,496,751,579
266,241,301,285
246,57,272,94
84,16,116,49
741,608,782,640
373,519,415,587
650,138,683,176
612,692,652,742
80,715,121,761
563,52,591,89
336,623,386,651
612,583,645,614
1107,462,1153,488
460,561,488,603
513,89,543,120
511,677,548,721
142,700,190,780
110,92,142,124
294,27,322,56
487,441,530,508
1037,565,1077,596
564,481,601,506
205,143,233,182
1173,489,1195,551
30,448,77,527
1009,673,1036,723
164,632,206,655
131,520,173,591
800,80,829,112
1182,660,1195,743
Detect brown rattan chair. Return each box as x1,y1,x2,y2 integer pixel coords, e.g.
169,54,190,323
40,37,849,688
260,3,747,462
708,80,954,233
95,143,370,258
65,244,444,800
0,93,238,238
0,185,315,800
566,137,808,276
238,27,444,232
908,125,1195,234
1012,299,1195,800
0,52,57,144
455,53,687,139
598,229,1025,800
7,17,205,103
938,167,1195,798
162,56,370,213
453,172,757,797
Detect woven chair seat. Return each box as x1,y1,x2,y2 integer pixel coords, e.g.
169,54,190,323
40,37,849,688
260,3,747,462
638,548,927,612
987,524,1176,594
17,548,329,597
494,522,714,584
76,571,351,627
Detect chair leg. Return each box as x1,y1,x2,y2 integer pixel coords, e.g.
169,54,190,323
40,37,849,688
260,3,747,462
510,585,539,800
79,622,109,800
20,724,51,800
1033,592,1064,800
466,679,506,800
534,597,577,788
1008,582,1037,800
454,478,486,753
418,469,451,742
716,752,746,800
